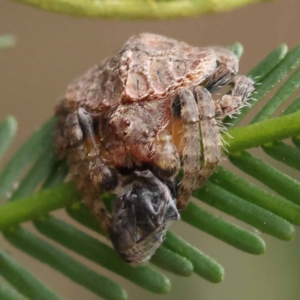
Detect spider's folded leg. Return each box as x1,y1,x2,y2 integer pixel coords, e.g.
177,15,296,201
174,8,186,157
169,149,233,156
214,75,255,117
151,130,180,181
176,89,201,211
176,87,222,211
205,46,239,92
76,107,118,191
202,46,254,117
194,86,222,188
54,105,115,235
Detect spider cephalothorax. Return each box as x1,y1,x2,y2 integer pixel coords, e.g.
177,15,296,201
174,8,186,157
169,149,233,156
54,33,254,264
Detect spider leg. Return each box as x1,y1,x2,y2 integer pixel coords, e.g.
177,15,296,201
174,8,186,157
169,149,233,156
176,89,201,211
151,130,180,181
83,190,112,234
76,108,118,191
214,75,255,117
54,105,115,235
203,47,254,117
205,47,239,92
194,86,222,187
169,87,220,212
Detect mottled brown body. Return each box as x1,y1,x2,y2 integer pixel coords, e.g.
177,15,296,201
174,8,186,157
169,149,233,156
54,33,254,264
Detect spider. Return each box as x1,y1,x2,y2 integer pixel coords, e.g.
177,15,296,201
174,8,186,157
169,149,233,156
54,33,254,264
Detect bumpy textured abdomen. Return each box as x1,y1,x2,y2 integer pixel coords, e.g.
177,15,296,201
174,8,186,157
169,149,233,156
121,33,217,102
62,33,217,113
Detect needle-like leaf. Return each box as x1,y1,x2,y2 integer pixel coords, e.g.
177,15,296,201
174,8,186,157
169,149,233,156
0,117,17,160
0,249,63,300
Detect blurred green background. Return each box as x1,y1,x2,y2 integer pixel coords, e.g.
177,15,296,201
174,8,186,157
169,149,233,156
1,0,300,299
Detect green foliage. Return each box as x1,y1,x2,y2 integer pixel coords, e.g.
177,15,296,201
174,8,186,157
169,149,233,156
1,43,300,300
11,0,270,20
0,249,62,300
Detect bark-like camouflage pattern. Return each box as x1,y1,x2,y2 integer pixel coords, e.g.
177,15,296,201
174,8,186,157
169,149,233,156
54,33,254,264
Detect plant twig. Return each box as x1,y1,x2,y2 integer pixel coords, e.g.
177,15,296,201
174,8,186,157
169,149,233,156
11,0,268,20
225,110,300,153
0,183,79,230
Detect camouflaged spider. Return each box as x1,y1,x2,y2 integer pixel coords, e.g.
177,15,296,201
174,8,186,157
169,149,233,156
54,33,254,264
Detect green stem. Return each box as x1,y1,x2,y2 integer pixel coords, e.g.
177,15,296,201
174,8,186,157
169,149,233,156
0,183,80,230
12,0,266,19
225,110,300,153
